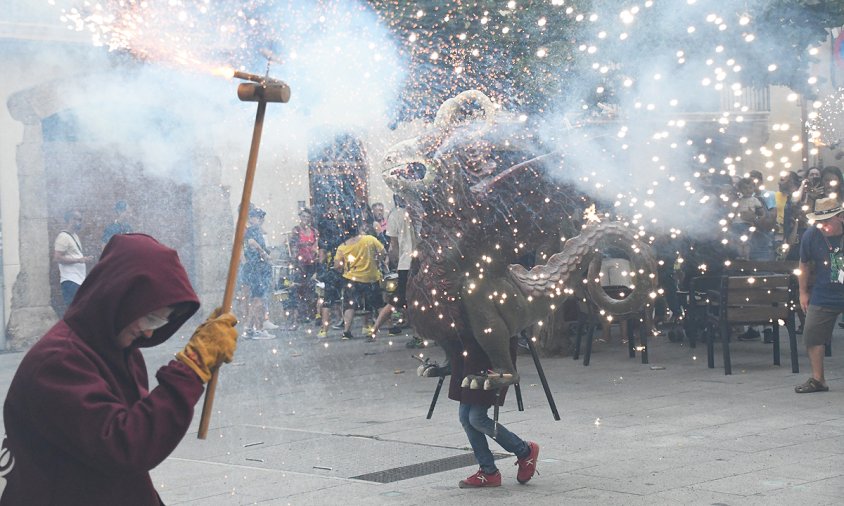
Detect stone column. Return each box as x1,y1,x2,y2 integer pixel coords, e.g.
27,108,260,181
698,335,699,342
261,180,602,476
5,84,62,349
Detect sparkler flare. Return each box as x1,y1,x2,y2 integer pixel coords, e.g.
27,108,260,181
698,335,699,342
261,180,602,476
54,0,404,134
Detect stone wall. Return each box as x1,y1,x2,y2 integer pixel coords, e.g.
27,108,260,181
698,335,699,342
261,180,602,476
4,80,234,348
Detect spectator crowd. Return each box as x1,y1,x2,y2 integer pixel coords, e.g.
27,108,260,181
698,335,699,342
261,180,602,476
51,165,844,371
230,197,419,347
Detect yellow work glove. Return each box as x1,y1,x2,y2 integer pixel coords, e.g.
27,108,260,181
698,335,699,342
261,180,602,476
176,308,238,383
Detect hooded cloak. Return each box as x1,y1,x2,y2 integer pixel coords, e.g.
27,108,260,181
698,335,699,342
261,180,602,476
2,234,203,505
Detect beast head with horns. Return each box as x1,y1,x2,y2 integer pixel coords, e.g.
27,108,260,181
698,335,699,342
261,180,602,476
382,90,657,389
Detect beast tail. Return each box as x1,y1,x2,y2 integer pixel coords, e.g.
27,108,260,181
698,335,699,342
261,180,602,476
507,221,658,316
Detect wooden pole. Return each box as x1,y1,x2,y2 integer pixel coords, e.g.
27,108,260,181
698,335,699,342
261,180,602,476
197,97,268,439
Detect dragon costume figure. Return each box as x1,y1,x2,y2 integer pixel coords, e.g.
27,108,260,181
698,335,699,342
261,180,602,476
382,90,657,390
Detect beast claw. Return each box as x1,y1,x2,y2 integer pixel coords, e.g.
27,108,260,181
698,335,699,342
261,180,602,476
482,372,518,389
419,364,444,377
417,361,451,378
459,371,519,390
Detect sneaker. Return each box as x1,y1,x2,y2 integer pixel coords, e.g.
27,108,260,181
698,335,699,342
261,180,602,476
515,441,539,485
331,321,345,330
458,469,501,488
242,329,256,340
263,321,280,330
737,328,760,341
366,335,377,343
388,326,403,336
341,331,353,340
317,328,328,339
515,441,540,484
251,329,276,340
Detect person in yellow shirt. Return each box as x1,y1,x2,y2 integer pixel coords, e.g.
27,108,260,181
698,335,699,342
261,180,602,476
334,221,387,340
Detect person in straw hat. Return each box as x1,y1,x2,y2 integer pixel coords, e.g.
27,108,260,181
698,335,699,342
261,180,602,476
796,197,844,393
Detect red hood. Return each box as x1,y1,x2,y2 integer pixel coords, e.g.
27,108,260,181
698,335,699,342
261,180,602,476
64,234,200,359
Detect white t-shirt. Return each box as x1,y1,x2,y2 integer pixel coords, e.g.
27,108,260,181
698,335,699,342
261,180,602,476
54,231,87,285
386,207,415,271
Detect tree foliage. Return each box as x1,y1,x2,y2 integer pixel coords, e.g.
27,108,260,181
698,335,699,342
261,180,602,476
369,0,844,120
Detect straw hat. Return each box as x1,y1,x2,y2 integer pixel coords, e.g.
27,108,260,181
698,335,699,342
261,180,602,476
807,197,844,221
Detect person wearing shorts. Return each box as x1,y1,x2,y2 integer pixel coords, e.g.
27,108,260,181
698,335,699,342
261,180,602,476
796,197,844,393
316,261,343,338
342,280,382,317
242,208,273,339
334,221,386,340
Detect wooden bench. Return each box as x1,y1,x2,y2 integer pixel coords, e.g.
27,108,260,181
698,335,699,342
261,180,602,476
703,273,799,375
726,259,834,357
680,260,799,347
724,259,799,277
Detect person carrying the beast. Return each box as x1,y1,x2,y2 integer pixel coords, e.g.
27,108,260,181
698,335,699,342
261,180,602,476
1,234,238,505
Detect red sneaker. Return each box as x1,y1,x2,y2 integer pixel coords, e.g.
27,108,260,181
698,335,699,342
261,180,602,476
458,468,501,488
515,441,540,484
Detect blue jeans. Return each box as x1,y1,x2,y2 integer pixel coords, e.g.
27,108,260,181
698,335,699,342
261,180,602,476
459,403,528,474
61,281,80,308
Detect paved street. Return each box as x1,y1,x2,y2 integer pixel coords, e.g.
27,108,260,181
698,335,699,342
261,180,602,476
2,322,843,505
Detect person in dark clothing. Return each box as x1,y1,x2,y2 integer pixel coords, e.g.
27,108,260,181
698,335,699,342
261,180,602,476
315,204,346,336
777,171,801,259
101,199,132,246
449,337,540,488
242,208,273,339
1,234,238,505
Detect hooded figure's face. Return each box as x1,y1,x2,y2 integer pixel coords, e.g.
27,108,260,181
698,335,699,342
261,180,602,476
63,233,200,373
115,306,175,349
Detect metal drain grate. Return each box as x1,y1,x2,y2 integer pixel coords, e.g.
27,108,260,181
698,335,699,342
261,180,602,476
350,452,508,483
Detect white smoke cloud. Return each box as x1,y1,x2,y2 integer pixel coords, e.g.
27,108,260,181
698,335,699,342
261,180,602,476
11,0,405,184
530,0,788,238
